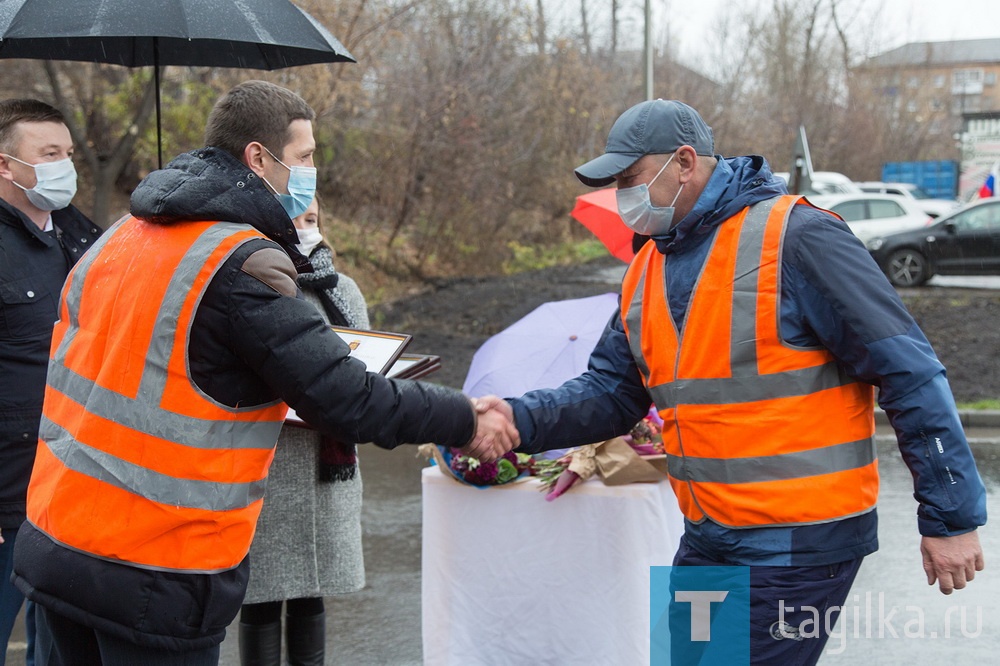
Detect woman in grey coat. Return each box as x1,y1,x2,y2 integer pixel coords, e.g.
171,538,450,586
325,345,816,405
239,196,369,666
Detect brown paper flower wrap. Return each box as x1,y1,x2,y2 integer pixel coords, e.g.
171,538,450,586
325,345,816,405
589,437,667,485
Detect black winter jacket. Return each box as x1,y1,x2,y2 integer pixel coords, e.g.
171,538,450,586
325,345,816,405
13,147,477,651
0,199,100,529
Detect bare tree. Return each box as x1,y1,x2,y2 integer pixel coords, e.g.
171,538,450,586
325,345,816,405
535,0,547,54
43,63,159,226
610,0,619,55
580,0,591,57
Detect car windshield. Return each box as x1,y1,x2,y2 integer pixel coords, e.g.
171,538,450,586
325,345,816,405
810,182,856,195
908,186,933,200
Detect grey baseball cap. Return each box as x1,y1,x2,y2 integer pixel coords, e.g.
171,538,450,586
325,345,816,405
575,99,714,187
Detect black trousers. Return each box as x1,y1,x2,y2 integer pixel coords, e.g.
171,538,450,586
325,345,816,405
34,604,220,666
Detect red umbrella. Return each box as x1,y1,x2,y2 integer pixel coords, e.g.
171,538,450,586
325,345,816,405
570,187,634,263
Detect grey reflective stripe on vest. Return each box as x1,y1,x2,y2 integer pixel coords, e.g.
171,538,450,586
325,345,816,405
647,361,856,408
624,263,652,381
43,220,281,509
43,361,278,450
730,198,775,370
667,437,876,484
56,216,130,356
41,416,267,511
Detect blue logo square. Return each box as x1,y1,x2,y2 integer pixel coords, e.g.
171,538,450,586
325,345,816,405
650,566,750,665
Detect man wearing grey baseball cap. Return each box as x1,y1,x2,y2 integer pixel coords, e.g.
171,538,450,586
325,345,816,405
483,98,986,664
574,99,714,188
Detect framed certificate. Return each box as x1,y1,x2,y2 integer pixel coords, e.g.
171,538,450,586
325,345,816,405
387,353,442,380
330,326,412,376
285,327,414,428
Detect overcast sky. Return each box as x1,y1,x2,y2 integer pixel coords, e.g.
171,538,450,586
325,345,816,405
669,0,1000,55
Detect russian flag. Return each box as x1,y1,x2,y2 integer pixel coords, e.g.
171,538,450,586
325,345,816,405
980,162,999,199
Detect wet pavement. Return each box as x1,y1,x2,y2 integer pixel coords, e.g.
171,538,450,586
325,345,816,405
820,436,1000,663
7,428,998,665
223,427,1000,665
7,261,1000,665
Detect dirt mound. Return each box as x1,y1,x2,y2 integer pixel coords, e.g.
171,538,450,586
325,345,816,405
899,288,1000,402
374,257,1000,402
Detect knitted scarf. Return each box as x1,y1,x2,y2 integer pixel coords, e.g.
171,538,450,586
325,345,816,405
297,245,359,483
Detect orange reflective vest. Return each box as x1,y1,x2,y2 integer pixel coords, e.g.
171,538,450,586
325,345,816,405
29,217,288,573
621,195,878,528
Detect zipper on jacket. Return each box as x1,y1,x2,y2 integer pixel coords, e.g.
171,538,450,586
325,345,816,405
919,428,956,510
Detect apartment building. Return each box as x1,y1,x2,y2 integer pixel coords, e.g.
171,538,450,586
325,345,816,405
860,38,1000,134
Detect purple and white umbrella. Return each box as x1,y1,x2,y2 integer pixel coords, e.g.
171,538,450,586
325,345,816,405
463,292,620,399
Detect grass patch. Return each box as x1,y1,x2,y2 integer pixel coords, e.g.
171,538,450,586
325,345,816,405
957,399,1000,410
502,239,609,273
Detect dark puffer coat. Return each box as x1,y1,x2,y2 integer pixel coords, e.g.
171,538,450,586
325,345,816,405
12,147,476,652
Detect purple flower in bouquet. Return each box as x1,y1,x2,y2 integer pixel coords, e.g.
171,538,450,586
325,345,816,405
463,460,499,485
443,448,525,486
449,451,471,476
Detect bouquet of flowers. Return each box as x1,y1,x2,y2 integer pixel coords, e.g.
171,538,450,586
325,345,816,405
420,407,666,498
531,450,583,501
533,407,666,501
418,444,534,487
448,449,534,486
622,407,665,455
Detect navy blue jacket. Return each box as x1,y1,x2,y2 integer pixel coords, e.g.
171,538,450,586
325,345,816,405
0,199,100,530
510,155,987,565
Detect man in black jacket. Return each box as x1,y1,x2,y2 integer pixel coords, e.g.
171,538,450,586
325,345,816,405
0,99,102,665
12,81,517,665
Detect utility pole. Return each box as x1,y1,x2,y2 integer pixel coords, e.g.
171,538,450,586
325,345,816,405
643,0,653,99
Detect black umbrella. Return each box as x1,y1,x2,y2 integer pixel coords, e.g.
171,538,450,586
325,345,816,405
0,0,355,166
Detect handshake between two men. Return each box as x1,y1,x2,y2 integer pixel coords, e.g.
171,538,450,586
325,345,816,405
460,396,519,462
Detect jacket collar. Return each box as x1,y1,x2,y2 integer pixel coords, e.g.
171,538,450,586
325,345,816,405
1,196,61,248
129,147,310,272
652,155,788,256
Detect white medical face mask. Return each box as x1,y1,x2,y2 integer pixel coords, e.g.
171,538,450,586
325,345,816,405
615,152,684,237
296,226,324,257
3,154,78,210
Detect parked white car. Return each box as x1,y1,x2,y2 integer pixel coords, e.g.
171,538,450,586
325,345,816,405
855,181,958,219
774,171,862,196
808,193,934,244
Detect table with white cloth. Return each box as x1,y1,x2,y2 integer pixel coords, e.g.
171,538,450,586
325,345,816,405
421,465,685,665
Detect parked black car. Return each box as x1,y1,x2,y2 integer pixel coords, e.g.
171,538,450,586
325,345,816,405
867,197,1000,287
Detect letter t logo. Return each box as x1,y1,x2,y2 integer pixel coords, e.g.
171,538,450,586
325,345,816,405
674,590,729,641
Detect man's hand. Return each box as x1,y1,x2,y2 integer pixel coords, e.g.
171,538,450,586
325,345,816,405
471,394,514,421
921,531,985,594
459,396,519,462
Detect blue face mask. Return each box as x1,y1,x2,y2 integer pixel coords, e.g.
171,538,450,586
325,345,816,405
262,146,317,220
615,152,683,237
